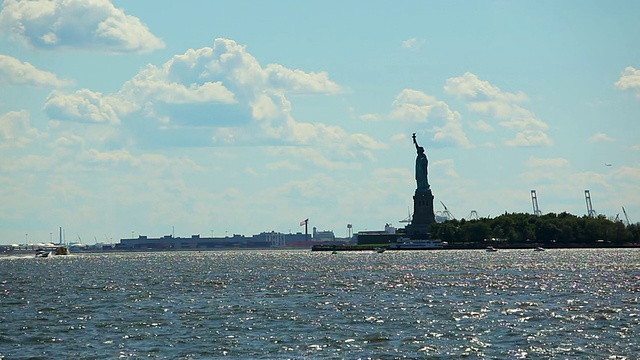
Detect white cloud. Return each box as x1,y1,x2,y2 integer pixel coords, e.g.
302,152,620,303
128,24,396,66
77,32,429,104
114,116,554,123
1,152,53,172
265,160,300,171
467,102,535,120
433,159,459,178
120,63,237,106
614,66,640,98
401,37,424,50
53,132,84,149
505,130,553,147
44,89,122,124
444,72,528,102
572,171,609,189
283,120,385,155
393,88,437,106
43,38,361,158
359,113,380,121
266,64,342,94
251,93,282,121
588,133,616,143
117,39,342,127
351,133,386,150
445,72,552,148
526,156,570,168
158,39,340,101
0,110,46,148
263,123,385,171
83,148,203,171
0,55,73,87
268,147,356,171
431,117,473,148
470,120,493,132
611,165,640,183
499,117,549,131
0,0,164,53
389,89,472,147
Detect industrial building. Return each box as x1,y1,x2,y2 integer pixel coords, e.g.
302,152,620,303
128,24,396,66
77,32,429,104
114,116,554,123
117,231,312,250
355,224,404,245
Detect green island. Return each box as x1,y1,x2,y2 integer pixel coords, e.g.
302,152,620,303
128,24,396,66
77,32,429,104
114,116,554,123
313,212,639,251
429,212,639,248
315,135,639,252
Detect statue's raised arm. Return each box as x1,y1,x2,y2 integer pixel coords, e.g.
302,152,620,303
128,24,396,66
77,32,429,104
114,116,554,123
412,133,419,151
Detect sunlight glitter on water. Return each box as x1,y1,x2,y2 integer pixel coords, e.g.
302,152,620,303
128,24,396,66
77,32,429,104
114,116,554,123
1,249,639,358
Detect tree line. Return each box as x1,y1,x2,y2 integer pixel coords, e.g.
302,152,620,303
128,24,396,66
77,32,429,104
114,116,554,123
428,212,640,247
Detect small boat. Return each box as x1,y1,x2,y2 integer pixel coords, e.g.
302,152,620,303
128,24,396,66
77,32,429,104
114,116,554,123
55,246,70,255
486,246,498,252
388,238,444,250
534,247,545,252
35,249,51,258
374,247,386,253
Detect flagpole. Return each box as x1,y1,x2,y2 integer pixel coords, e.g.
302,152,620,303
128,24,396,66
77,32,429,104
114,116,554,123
300,218,309,241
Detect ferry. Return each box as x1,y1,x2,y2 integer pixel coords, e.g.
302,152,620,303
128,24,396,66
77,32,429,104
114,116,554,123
34,244,70,256
388,237,444,250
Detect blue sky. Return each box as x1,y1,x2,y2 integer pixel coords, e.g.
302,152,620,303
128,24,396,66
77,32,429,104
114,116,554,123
1,0,639,244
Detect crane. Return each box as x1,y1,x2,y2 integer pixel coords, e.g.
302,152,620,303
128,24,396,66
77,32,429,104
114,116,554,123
438,201,456,220
585,190,596,217
465,210,479,221
399,207,412,224
531,190,542,216
622,206,631,226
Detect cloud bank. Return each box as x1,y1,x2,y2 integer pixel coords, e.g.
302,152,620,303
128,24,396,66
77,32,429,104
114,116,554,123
0,0,164,53
445,72,552,147
615,66,640,98
0,110,45,148
41,38,381,165
0,55,73,87
389,89,472,147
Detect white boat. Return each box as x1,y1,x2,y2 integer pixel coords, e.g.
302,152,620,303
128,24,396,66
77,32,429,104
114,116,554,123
485,246,498,252
34,245,70,256
388,238,444,250
374,247,386,253
534,247,545,252
35,249,51,258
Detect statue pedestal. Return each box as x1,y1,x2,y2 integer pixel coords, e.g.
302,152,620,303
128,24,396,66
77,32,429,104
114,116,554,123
405,189,435,237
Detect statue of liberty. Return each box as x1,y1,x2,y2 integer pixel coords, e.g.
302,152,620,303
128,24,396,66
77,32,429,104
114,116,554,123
412,133,429,191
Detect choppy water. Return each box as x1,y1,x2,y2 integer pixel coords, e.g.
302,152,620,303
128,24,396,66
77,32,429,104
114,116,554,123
1,249,639,359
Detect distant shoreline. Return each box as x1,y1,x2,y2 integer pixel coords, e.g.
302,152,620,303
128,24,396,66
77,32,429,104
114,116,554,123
4,245,640,256
311,244,640,252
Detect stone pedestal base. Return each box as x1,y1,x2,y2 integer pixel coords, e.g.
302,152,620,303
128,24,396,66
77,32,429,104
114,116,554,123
405,223,432,237
405,189,435,237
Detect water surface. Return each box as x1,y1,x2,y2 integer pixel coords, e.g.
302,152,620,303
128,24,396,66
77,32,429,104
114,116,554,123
1,249,638,358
